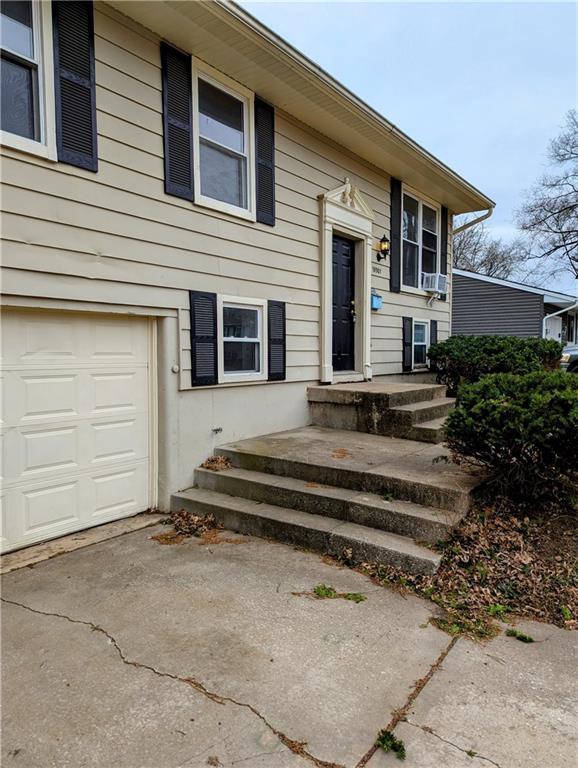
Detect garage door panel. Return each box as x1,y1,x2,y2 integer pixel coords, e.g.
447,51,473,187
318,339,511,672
90,368,148,415
91,462,148,521
21,425,80,478
1,310,151,554
92,416,148,465
91,316,149,361
3,415,149,484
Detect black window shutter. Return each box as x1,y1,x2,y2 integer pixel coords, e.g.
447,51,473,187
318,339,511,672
402,316,413,372
255,98,275,225
161,42,193,200
439,206,449,301
429,320,438,368
390,177,402,293
190,291,218,387
267,300,286,381
53,1,97,171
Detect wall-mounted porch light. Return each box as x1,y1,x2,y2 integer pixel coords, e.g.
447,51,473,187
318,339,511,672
376,234,390,262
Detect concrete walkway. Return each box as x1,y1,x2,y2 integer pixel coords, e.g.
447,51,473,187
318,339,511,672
2,524,576,768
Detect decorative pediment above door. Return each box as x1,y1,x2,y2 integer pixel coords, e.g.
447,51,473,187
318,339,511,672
320,177,374,221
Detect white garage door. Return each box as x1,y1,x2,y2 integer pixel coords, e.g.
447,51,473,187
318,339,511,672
1,309,151,553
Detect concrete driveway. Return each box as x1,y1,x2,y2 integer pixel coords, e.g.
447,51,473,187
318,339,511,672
2,523,576,768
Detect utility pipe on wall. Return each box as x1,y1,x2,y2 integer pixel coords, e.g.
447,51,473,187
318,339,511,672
542,301,578,340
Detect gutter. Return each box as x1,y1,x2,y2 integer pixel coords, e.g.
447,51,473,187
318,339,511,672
452,208,494,235
542,301,578,340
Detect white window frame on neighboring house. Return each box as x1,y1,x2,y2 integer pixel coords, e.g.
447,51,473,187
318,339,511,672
192,59,256,221
401,186,441,294
217,295,268,384
0,0,56,160
412,319,429,369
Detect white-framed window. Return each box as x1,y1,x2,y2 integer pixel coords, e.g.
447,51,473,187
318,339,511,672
192,61,256,221
413,320,429,368
217,296,267,383
402,189,440,290
0,0,56,159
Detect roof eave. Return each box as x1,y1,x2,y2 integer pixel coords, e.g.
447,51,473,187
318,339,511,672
106,0,494,214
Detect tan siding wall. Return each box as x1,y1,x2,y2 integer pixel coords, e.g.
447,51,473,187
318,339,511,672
1,0,451,390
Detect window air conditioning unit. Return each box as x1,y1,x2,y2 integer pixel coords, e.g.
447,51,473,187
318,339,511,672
421,273,447,294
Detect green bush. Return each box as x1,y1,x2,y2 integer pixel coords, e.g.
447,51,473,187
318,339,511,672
428,336,563,395
445,371,578,505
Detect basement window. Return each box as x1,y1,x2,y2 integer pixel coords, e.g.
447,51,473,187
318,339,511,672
218,296,267,383
413,321,429,367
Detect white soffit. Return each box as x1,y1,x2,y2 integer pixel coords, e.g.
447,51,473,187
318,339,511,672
107,0,494,214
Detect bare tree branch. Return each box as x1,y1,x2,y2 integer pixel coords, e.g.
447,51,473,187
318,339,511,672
516,109,578,278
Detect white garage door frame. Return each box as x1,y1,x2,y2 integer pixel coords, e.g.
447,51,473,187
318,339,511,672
1,306,159,553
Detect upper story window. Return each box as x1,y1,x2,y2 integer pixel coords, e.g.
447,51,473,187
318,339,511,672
402,191,440,290
193,65,256,220
1,0,40,140
0,0,55,159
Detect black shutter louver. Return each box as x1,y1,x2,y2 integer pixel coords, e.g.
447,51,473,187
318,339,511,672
161,42,193,200
390,177,402,293
53,1,97,171
429,320,438,368
439,206,449,301
402,316,413,372
267,300,286,381
255,98,275,225
190,291,218,386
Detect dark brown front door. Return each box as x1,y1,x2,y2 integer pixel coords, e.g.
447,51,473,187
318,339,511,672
332,235,355,371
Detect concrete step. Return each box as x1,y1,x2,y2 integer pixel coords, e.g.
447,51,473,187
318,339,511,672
308,382,447,408
171,487,441,575
308,382,454,441
216,427,477,514
196,466,462,544
409,417,447,444
390,397,455,426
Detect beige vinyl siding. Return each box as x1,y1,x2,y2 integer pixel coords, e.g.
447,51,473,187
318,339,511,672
1,1,451,386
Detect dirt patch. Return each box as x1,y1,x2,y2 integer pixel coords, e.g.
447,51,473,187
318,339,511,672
331,448,351,460
200,455,232,472
198,529,247,547
361,506,577,636
150,531,186,546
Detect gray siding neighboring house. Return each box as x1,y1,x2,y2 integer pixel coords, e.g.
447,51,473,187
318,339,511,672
452,270,578,343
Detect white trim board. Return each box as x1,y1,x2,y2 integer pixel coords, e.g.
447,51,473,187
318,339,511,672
319,179,374,384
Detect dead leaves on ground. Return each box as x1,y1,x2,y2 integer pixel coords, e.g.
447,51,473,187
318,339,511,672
200,455,232,472
363,508,577,634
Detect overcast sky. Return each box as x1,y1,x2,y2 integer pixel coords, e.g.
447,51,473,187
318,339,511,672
240,1,577,294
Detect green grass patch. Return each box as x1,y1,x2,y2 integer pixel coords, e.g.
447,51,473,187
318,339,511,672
311,584,367,603
505,628,534,643
375,730,406,760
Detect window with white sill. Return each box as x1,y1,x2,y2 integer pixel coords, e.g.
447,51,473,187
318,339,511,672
402,192,440,290
194,71,254,217
413,321,429,367
219,299,267,383
1,0,42,140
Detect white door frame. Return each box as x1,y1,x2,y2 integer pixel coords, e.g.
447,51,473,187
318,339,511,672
319,179,374,384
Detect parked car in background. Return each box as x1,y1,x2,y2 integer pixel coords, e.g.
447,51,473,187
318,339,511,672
561,345,578,372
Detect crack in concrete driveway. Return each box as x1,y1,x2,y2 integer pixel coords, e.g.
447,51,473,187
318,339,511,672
2,597,343,768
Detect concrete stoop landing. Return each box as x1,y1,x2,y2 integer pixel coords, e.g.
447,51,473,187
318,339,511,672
308,380,455,443
172,426,480,576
